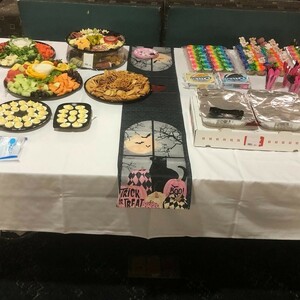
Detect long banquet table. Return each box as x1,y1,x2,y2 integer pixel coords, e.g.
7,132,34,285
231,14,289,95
1,39,300,240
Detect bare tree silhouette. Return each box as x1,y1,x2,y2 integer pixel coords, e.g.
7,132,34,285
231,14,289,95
122,161,137,172
154,124,183,156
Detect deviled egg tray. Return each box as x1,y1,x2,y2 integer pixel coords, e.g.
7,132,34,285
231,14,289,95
53,102,92,131
0,99,51,132
0,99,93,133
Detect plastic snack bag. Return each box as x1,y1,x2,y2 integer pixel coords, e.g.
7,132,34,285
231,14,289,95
0,136,27,161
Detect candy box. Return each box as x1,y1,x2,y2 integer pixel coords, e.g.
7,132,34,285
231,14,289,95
182,72,220,89
218,72,251,89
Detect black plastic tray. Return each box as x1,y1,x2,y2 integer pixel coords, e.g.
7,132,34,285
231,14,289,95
0,40,56,68
53,102,92,131
0,99,52,132
84,73,151,104
66,28,125,53
4,69,83,101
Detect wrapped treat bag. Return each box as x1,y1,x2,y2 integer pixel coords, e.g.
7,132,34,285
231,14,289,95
197,89,256,129
0,136,27,161
247,90,300,131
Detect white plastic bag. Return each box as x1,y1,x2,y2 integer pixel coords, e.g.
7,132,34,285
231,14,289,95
0,136,27,161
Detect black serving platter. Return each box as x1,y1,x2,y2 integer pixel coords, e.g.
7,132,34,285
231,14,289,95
53,102,92,131
84,72,151,104
4,69,83,101
66,28,125,53
0,40,56,68
0,99,52,132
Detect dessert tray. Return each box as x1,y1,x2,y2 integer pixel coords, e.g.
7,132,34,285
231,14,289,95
184,45,234,72
235,37,288,75
84,70,151,103
132,47,159,60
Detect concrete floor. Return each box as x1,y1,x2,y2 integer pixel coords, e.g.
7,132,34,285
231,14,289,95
1,233,300,300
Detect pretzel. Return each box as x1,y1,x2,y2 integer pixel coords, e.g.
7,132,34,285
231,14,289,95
85,70,150,102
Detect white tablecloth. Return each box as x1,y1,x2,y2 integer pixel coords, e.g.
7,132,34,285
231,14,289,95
1,40,300,239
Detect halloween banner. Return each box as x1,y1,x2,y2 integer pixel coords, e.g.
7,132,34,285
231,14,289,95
117,47,192,209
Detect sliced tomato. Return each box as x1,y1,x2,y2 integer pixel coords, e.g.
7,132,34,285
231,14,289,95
104,36,118,44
